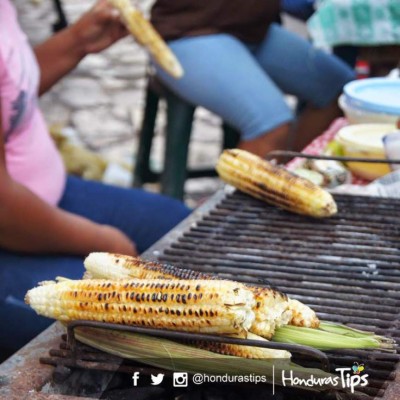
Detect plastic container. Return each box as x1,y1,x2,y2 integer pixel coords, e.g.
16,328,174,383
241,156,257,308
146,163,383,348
339,78,400,125
344,78,400,115
336,124,397,180
339,95,399,125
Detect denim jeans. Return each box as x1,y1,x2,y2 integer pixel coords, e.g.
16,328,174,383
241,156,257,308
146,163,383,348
155,24,355,141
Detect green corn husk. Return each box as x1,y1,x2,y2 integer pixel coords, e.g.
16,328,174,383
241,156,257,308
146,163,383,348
74,326,339,392
273,322,396,352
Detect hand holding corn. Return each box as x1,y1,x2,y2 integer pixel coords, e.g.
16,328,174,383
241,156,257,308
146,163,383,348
216,149,338,218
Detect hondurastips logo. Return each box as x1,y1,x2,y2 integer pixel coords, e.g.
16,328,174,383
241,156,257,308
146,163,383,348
281,363,369,394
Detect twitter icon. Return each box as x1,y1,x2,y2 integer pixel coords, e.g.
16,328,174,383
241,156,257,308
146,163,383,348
151,373,165,385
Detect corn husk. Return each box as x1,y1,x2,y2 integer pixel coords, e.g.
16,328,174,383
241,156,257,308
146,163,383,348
74,326,340,392
273,323,396,352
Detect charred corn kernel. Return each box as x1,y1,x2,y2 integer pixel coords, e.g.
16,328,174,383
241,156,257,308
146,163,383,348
108,0,183,78
191,332,291,359
216,149,337,218
25,278,255,335
288,299,320,329
84,253,295,338
249,286,292,339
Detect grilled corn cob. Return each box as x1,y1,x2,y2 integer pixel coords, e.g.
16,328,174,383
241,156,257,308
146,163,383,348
84,253,292,337
84,253,320,336
81,254,394,353
84,252,212,281
190,332,290,359
216,149,337,218
108,0,183,78
25,278,255,335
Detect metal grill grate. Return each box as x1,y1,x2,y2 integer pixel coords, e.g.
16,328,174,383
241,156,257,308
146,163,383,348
155,190,400,399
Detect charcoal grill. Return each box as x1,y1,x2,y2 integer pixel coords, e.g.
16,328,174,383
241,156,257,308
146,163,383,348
1,188,399,399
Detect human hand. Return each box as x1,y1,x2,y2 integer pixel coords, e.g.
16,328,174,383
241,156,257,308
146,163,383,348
71,0,128,55
99,225,138,256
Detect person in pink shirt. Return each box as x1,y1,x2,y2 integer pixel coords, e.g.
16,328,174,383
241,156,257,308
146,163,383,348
0,0,190,360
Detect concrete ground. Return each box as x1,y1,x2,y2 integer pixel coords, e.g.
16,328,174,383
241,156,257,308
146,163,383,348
15,0,305,205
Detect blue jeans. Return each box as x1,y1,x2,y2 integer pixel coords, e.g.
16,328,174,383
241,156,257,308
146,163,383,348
0,176,190,356
155,24,355,141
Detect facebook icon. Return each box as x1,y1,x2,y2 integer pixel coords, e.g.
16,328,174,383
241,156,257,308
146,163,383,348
132,372,140,386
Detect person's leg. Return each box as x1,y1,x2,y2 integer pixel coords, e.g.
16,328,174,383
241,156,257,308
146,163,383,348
253,23,356,150
154,34,294,157
0,250,84,359
291,101,343,151
238,123,291,157
58,176,191,254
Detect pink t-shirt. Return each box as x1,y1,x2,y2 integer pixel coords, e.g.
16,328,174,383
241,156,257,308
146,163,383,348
0,0,66,205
